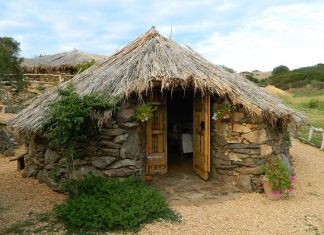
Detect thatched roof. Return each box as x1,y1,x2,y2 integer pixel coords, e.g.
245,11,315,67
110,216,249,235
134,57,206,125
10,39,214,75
21,49,108,72
10,27,306,134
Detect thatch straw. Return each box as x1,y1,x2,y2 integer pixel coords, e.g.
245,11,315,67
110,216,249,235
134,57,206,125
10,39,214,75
21,49,108,73
10,27,306,134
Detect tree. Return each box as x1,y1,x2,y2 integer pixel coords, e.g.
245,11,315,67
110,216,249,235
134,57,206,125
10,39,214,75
272,65,289,76
0,37,23,88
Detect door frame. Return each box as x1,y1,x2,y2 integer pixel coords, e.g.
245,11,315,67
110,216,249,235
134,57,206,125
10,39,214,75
146,90,211,178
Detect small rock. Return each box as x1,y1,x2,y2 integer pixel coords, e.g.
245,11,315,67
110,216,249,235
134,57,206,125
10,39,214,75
225,136,242,144
98,140,121,149
232,124,251,133
237,166,262,175
109,159,136,169
91,156,116,169
117,108,135,122
99,148,119,157
118,122,139,130
101,128,127,137
23,163,39,177
231,148,260,155
228,152,250,160
45,149,62,164
260,144,273,156
241,129,267,144
228,143,259,149
113,134,128,144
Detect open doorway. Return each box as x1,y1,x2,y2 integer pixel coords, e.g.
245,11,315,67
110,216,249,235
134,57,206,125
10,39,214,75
167,91,194,173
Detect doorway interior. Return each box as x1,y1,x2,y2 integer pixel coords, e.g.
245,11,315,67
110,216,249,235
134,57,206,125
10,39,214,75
167,91,194,173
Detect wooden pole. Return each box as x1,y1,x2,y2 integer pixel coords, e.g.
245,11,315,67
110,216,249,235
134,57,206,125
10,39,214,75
321,132,324,151
308,126,313,143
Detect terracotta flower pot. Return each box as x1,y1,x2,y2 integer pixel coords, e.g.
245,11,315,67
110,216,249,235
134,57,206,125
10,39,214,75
145,175,153,182
261,176,282,200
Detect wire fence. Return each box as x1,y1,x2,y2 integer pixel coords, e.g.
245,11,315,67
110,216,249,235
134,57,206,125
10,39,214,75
292,124,324,150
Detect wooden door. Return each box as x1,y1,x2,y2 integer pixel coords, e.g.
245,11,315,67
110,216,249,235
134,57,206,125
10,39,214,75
146,91,167,174
193,95,210,180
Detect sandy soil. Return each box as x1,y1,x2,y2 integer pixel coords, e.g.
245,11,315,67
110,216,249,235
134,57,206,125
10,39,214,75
140,140,324,235
0,152,65,232
0,140,323,234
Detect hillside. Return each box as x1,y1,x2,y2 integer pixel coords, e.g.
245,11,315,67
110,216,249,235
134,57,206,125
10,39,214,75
263,63,324,90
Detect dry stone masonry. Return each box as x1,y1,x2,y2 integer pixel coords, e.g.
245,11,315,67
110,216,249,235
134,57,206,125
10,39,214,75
23,104,146,191
211,104,290,192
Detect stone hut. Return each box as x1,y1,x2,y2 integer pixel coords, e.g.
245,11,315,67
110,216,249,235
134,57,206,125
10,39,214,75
10,27,306,192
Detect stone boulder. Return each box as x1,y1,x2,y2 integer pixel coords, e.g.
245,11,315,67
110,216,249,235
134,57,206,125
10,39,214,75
118,122,139,130
101,128,127,137
119,130,142,159
241,129,267,144
109,159,136,169
23,163,40,177
45,149,62,164
37,169,59,190
91,156,116,169
114,134,128,144
117,108,135,122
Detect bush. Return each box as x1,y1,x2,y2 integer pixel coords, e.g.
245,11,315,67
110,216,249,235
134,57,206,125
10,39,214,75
54,175,180,233
272,65,289,76
43,85,119,148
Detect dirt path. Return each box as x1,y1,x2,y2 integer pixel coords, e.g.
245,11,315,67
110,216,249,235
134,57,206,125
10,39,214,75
0,153,65,233
0,140,323,234
140,140,324,234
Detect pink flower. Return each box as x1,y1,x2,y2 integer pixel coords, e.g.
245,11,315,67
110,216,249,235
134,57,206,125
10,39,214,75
289,176,295,183
272,190,282,195
288,187,294,193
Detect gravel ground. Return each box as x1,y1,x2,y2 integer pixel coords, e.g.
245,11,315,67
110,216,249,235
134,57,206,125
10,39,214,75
0,151,65,232
139,140,324,235
0,140,323,234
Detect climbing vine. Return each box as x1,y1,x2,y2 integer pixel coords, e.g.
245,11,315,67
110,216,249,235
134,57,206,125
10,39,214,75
42,84,120,176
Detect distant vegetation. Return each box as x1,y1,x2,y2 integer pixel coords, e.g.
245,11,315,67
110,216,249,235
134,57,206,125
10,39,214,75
74,59,96,74
262,64,324,90
0,37,24,89
220,65,236,73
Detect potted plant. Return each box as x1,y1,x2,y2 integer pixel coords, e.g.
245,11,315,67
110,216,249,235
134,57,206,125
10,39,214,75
134,103,155,122
212,103,235,122
261,160,295,199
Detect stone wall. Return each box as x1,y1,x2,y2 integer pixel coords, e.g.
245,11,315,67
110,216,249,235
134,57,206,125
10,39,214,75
211,105,290,192
23,104,146,191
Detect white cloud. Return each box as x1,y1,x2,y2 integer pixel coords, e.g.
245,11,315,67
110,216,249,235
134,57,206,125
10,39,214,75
194,3,324,71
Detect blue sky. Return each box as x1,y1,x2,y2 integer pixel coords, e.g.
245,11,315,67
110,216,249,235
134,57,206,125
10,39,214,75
1,0,323,71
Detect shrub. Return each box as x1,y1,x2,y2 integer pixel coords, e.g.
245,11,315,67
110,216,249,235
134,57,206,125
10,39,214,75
43,84,119,148
54,175,180,233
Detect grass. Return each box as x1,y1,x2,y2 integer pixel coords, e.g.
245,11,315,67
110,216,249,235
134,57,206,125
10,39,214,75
281,90,324,147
